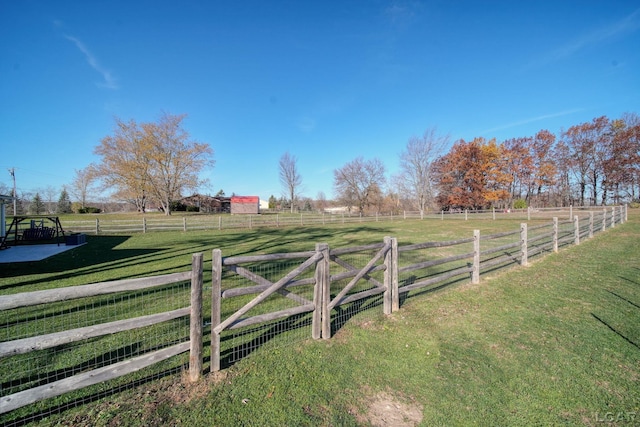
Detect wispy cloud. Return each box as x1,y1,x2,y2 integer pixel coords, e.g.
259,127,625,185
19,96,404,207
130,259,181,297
480,108,584,135
534,8,640,67
64,35,118,89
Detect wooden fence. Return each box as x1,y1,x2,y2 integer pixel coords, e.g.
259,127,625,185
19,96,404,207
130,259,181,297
0,254,204,416
0,207,626,419
55,205,628,235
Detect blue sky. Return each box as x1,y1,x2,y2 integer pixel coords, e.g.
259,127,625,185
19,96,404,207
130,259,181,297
1,0,639,202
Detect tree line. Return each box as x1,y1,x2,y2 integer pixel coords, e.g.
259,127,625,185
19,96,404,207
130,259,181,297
329,113,640,214
3,112,639,216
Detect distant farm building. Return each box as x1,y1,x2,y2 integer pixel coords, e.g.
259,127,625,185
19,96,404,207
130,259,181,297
179,194,230,213
231,196,260,214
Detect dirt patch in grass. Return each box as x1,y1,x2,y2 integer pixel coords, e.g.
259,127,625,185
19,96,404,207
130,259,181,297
356,390,423,427
64,370,229,427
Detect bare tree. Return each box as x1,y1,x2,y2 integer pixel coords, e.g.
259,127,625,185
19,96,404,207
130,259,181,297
70,167,96,209
333,157,386,214
315,191,327,212
279,152,302,213
396,128,449,215
38,186,58,214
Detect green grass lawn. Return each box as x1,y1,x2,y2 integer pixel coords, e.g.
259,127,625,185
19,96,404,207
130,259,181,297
2,213,638,426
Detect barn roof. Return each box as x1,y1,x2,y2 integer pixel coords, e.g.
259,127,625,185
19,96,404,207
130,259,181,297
231,196,259,203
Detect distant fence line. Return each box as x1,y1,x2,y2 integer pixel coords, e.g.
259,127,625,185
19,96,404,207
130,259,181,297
0,207,627,423
59,205,628,235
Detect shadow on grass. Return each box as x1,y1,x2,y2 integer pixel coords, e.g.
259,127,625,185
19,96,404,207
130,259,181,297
0,235,189,291
179,225,394,257
591,313,640,350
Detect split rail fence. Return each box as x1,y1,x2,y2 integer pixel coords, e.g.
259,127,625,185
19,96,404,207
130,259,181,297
0,206,627,423
57,205,624,235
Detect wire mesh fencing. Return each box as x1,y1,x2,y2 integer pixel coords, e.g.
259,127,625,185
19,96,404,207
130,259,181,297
0,278,193,426
217,256,317,368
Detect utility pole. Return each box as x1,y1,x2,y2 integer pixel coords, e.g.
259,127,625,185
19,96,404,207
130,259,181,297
8,168,16,216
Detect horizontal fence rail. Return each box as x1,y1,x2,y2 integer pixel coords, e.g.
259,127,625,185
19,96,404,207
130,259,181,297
0,206,627,423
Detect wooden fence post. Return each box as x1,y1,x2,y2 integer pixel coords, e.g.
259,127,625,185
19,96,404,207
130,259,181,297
574,216,580,245
183,217,187,232
602,208,607,232
96,218,100,235
143,217,147,233
314,243,329,340
553,217,558,253
589,212,594,238
465,209,468,221
611,207,615,228
520,223,528,267
569,205,573,220
527,207,531,221
492,207,495,220
189,253,203,382
391,237,399,312
383,237,392,315
472,230,480,284
320,243,332,339
211,249,222,371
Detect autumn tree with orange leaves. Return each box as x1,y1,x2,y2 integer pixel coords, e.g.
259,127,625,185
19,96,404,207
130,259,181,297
432,113,640,210
433,137,511,210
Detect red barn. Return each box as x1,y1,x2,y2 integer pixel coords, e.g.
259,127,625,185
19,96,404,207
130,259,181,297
231,196,260,214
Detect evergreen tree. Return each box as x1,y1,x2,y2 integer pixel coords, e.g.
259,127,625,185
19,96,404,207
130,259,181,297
30,193,45,214
268,195,277,209
56,189,73,214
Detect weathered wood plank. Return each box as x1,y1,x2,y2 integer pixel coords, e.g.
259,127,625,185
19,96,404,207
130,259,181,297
214,252,323,334
480,241,520,257
211,249,222,372
399,251,474,274
479,229,520,241
189,253,203,382
313,243,329,339
480,254,519,270
227,303,315,331
399,265,474,293
328,242,390,311
0,342,190,415
223,265,313,306
0,308,190,358
330,255,385,289
333,286,386,307
221,276,315,298
397,237,474,253
329,242,385,256
528,232,552,244
0,272,191,310
223,251,315,265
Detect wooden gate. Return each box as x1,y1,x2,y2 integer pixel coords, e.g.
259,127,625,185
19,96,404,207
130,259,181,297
210,237,396,370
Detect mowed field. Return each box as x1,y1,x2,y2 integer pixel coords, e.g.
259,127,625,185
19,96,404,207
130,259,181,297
1,212,639,426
